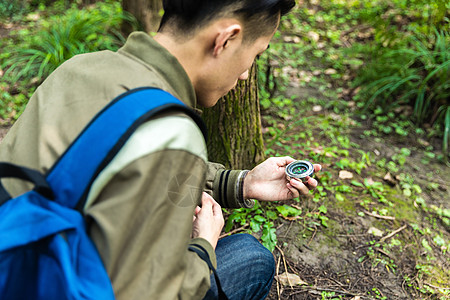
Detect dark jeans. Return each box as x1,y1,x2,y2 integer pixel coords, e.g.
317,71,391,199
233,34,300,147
203,234,275,300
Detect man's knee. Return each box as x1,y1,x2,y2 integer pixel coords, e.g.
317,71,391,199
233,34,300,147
232,234,275,275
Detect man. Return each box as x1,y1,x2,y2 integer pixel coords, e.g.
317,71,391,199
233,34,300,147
0,0,321,299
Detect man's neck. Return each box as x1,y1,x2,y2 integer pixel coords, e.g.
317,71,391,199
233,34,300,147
153,33,204,90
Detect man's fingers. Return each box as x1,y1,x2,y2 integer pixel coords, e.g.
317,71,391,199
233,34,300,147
201,192,223,217
305,177,318,189
194,206,201,215
289,178,310,195
286,182,300,199
278,156,296,167
201,192,214,205
313,164,322,173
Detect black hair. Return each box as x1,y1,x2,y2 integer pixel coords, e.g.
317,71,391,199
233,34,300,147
159,0,296,41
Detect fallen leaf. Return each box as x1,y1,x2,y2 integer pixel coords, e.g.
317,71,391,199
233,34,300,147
350,296,361,300
365,178,375,185
329,113,342,121
292,36,301,43
276,272,308,286
339,170,353,179
418,138,430,147
312,105,322,112
281,215,302,221
307,31,320,42
311,146,324,154
368,227,384,237
291,204,302,210
324,68,337,75
26,12,40,21
317,42,326,49
383,172,397,186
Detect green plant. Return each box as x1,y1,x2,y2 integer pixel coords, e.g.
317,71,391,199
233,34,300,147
224,202,279,251
321,291,342,300
0,84,31,124
354,28,449,157
2,1,132,86
0,0,29,20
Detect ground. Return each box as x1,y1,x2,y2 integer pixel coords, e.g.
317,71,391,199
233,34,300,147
257,81,450,299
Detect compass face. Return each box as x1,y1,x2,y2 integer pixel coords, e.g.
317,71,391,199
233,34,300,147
292,165,308,175
285,160,314,181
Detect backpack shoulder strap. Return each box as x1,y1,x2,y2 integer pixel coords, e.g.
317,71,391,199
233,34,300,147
46,87,206,210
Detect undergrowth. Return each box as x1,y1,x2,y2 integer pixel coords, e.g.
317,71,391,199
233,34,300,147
0,0,135,125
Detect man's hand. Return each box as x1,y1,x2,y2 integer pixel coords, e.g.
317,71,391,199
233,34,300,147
243,156,322,201
191,192,224,249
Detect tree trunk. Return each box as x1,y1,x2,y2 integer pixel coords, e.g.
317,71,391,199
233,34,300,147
202,63,265,169
121,0,163,35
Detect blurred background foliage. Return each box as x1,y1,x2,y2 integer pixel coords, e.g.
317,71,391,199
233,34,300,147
0,0,449,158
257,0,449,160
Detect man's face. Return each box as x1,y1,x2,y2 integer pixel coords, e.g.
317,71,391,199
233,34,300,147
195,30,276,107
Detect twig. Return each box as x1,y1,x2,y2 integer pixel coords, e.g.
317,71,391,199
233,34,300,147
425,283,450,290
219,224,248,239
307,227,317,247
364,210,395,220
380,224,407,243
276,245,293,288
282,220,294,238
374,247,394,259
327,276,346,287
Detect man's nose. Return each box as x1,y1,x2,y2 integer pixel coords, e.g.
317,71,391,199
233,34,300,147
239,70,249,81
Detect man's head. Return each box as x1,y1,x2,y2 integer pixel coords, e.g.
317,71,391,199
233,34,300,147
159,0,295,43
155,0,295,107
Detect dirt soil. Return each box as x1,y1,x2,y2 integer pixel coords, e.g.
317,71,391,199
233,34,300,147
263,83,450,300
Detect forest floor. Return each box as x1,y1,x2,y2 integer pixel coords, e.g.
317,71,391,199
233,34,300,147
236,3,450,299
253,31,450,300
259,81,450,300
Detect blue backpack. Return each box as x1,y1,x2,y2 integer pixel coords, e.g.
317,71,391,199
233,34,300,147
0,88,207,300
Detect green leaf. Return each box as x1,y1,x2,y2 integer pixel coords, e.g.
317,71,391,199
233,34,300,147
403,189,412,197
421,239,433,252
318,205,327,214
351,180,364,187
261,223,277,252
253,215,266,223
336,185,353,193
266,210,278,220
335,193,345,201
250,220,261,233
276,205,302,217
319,215,329,227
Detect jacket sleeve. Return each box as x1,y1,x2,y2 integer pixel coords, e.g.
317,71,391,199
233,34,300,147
84,116,215,300
204,162,255,208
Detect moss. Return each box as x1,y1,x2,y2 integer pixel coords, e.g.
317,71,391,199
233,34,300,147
382,187,421,222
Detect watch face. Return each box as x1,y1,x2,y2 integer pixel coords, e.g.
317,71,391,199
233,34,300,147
285,160,314,181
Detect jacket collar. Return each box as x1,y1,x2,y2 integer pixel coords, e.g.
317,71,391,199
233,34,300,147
118,32,197,108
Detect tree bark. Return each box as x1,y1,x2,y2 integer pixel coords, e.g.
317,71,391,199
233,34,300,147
202,63,265,169
121,0,163,35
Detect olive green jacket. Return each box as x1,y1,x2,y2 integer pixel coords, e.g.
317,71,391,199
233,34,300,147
0,32,252,299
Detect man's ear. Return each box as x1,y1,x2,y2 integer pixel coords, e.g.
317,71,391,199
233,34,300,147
212,24,242,57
